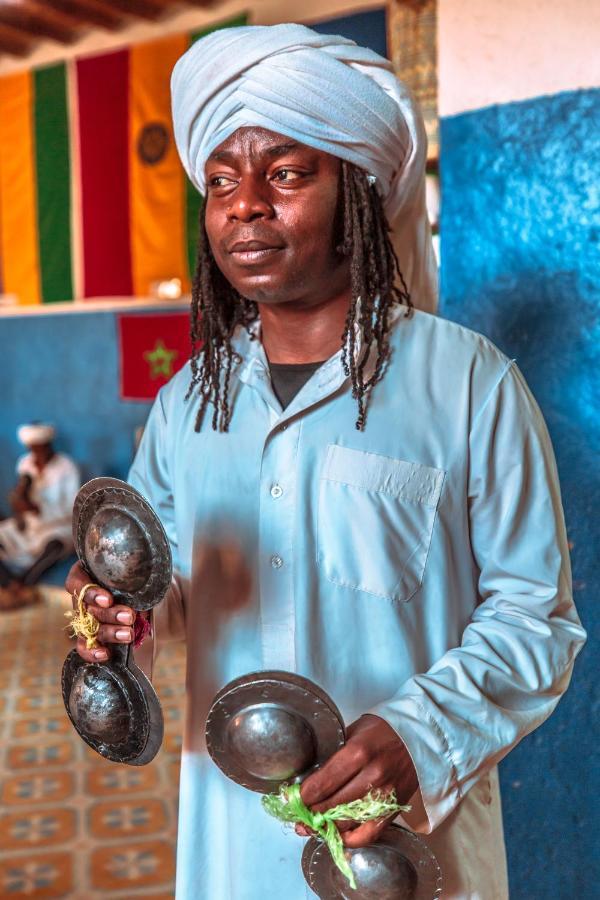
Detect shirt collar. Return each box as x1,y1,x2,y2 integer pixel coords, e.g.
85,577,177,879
230,303,407,414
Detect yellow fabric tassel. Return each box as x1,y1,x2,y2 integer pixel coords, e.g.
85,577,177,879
64,582,102,649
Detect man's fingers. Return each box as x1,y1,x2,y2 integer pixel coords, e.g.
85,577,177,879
300,744,364,808
341,815,393,848
96,624,133,645
74,624,133,662
88,604,135,626
75,635,110,663
309,765,388,814
66,562,114,609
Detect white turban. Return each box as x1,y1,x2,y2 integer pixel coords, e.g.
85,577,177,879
171,23,437,312
18,423,55,447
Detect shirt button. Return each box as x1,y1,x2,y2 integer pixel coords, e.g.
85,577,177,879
270,554,283,569
270,484,283,499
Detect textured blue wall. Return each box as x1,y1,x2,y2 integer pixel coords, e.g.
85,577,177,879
0,308,174,508
440,88,599,899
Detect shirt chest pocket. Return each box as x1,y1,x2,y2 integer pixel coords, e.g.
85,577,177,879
317,445,445,602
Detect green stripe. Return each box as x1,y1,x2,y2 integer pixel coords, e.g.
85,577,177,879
186,179,203,283
34,63,73,302
186,13,248,279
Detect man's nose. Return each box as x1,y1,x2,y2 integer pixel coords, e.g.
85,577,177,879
227,176,274,222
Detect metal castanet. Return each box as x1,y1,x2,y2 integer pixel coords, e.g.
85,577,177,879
205,670,346,793
61,477,172,765
301,825,443,900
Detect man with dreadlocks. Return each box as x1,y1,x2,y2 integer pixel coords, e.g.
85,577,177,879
67,24,584,900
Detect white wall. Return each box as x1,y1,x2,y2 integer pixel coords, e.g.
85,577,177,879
438,0,600,117
0,0,383,75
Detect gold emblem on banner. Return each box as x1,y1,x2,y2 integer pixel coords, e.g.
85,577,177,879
137,122,170,165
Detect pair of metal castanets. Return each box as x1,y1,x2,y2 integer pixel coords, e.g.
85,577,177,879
205,669,442,899
61,477,171,766
62,479,442,898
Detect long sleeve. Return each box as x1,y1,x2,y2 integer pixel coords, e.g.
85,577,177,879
369,361,587,832
128,389,187,678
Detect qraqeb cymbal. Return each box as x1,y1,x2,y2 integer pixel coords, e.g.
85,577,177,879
61,477,172,765
205,670,346,793
302,825,442,900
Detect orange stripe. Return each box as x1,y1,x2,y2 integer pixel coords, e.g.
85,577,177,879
130,34,190,297
0,71,40,305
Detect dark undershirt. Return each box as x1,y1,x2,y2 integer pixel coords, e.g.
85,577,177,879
268,359,327,410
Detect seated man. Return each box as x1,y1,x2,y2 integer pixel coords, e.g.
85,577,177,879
0,423,80,609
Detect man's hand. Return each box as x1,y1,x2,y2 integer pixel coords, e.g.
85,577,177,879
65,561,136,663
9,493,39,516
298,714,418,848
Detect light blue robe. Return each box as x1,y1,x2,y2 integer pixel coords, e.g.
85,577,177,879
130,308,585,899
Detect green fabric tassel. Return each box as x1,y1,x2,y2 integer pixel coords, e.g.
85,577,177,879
262,783,410,890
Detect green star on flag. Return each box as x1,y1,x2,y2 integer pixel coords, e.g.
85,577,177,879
118,312,190,400
144,339,179,379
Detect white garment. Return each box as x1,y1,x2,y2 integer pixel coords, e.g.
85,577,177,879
0,453,79,571
170,23,438,313
130,309,585,899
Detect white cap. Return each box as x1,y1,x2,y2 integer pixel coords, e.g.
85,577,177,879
17,423,55,447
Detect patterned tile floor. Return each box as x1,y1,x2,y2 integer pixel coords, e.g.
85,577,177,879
0,588,185,899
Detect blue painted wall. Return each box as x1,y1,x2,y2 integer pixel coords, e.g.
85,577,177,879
311,7,387,56
0,307,184,509
440,88,599,898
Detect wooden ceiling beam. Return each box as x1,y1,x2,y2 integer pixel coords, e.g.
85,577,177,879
87,0,167,21
45,0,124,31
0,19,33,55
0,1,79,45
23,1,83,31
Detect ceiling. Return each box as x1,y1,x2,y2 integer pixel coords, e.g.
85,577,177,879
0,0,211,58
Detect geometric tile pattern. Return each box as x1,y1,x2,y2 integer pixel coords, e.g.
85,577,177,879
0,588,184,898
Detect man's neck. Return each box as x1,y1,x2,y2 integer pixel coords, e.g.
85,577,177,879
258,291,351,364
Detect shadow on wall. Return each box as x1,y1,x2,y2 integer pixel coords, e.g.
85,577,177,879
440,88,599,898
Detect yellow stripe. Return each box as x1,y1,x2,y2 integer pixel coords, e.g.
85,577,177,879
0,71,40,304
130,34,190,298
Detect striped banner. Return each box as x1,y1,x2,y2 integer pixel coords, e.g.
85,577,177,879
0,14,247,303
0,64,72,304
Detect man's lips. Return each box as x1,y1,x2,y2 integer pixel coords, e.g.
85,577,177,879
227,239,284,264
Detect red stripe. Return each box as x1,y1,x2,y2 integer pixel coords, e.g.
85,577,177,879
77,49,132,297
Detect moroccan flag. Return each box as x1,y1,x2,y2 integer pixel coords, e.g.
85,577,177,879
118,312,191,400
0,63,73,304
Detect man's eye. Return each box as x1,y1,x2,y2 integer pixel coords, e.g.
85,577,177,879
272,169,302,182
209,175,235,187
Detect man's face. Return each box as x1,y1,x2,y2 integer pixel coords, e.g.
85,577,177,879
203,127,350,306
30,443,52,467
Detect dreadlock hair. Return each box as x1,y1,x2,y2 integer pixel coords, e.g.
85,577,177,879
186,160,413,432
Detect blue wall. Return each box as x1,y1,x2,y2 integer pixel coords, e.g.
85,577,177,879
311,7,387,55
0,308,185,510
441,88,599,898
